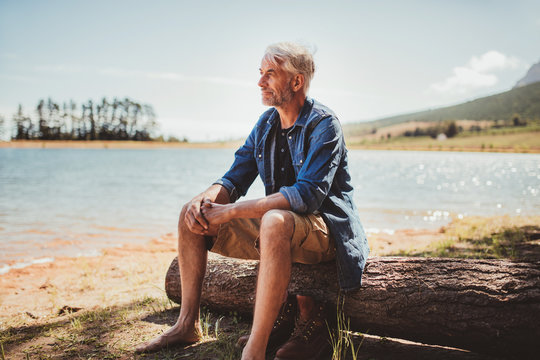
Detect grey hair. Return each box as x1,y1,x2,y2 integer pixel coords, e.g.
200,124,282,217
263,42,315,93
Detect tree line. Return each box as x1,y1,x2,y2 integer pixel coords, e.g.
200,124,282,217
344,81,540,137
403,120,459,138
11,97,157,141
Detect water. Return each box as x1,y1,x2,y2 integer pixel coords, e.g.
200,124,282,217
1,148,539,272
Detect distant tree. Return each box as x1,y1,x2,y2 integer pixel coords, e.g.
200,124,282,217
10,97,160,141
36,99,48,139
47,98,62,140
470,125,482,132
167,135,188,143
0,114,5,139
12,105,33,139
445,121,458,138
512,113,526,127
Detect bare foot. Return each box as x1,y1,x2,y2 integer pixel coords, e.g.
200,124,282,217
135,324,202,353
241,341,266,360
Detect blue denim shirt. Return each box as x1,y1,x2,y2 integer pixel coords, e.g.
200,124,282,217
214,97,369,291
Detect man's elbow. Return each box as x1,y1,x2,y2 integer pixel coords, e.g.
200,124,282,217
280,185,325,214
296,187,326,214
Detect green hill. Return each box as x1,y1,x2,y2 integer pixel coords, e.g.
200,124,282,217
345,81,540,136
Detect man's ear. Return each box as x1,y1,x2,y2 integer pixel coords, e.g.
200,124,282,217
292,74,305,92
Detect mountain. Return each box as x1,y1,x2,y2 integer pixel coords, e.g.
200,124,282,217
344,81,540,135
515,60,540,88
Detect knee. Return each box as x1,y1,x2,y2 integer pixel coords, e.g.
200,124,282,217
177,202,190,232
260,210,294,240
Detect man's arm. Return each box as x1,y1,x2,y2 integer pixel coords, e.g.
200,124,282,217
279,116,343,214
201,192,290,226
184,184,230,235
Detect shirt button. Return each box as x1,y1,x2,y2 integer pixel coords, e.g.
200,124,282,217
281,132,285,136
281,167,284,171
288,136,292,139
281,148,285,153
258,154,262,158
300,160,303,163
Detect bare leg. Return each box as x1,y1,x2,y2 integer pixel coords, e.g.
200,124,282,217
242,210,294,360
135,204,217,352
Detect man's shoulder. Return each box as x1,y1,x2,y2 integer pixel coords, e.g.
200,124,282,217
305,98,339,129
253,107,277,129
309,98,337,120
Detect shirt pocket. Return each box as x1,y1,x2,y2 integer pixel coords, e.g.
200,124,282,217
300,214,330,252
292,151,305,176
255,146,264,173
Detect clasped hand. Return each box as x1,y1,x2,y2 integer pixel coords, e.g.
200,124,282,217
184,196,232,235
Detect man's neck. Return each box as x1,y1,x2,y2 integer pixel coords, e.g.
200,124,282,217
275,94,306,129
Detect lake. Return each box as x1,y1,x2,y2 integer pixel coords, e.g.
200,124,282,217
1,148,539,273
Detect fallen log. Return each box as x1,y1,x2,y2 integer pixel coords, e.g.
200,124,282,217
165,254,540,358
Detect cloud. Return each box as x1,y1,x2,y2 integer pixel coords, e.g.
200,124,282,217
430,51,520,94
34,64,86,73
33,64,253,88
468,51,520,72
98,67,252,88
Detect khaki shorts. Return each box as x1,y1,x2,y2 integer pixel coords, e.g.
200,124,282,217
209,211,336,264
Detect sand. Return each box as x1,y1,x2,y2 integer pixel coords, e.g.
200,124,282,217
0,228,443,323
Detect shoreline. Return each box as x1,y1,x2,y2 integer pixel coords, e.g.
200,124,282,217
2,215,538,359
0,226,443,322
1,140,539,153
0,139,243,149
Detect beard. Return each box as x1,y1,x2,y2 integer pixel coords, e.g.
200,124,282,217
261,83,294,107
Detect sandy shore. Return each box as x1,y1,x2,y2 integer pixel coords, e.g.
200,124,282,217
4,219,535,359
0,234,177,322
2,139,538,153
0,228,443,323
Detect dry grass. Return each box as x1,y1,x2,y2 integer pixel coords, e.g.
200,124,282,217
391,215,540,260
2,217,537,359
348,129,540,153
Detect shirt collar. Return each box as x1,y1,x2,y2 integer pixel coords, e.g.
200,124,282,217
266,97,314,128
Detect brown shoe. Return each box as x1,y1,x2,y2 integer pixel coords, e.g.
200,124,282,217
274,304,332,360
236,294,297,352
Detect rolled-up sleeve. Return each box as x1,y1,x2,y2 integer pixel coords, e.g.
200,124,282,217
279,116,342,214
213,123,259,203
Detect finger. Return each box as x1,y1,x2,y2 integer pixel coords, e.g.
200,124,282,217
194,208,209,229
187,202,206,224
184,212,195,231
201,201,212,208
186,214,206,235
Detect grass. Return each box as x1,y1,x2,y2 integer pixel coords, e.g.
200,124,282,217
392,215,540,260
348,128,540,153
0,290,371,359
3,215,539,359
0,296,249,360
328,295,364,360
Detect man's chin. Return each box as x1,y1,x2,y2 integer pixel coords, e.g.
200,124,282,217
261,98,275,107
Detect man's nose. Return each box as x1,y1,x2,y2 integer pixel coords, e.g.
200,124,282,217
258,76,266,88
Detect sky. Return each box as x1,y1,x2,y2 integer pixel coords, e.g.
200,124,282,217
1,0,539,141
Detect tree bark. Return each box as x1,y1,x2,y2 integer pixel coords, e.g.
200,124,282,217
165,254,540,358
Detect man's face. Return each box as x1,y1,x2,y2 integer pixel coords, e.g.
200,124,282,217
258,58,294,107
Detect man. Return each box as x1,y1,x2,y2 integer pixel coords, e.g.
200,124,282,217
136,42,369,360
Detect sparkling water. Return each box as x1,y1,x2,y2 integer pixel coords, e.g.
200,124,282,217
1,148,539,272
